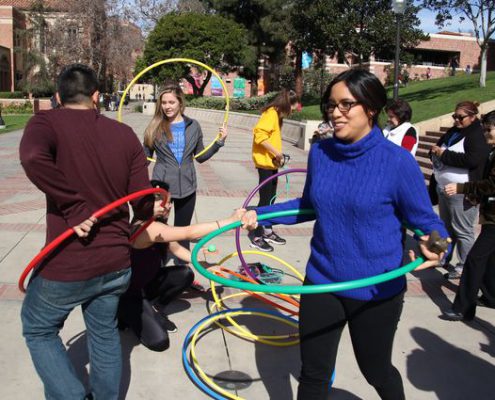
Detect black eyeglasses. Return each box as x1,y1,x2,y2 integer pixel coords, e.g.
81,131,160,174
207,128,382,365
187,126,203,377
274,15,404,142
327,101,360,114
452,114,470,121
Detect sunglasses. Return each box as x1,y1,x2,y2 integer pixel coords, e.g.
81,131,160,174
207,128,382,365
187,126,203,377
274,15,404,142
452,114,470,121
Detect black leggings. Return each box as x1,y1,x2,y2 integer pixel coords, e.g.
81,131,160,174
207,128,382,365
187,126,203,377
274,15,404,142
255,168,278,236
172,192,196,250
118,266,194,352
297,283,405,400
453,224,495,319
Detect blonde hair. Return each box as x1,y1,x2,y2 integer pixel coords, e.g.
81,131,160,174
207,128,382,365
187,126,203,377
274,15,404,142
143,82,186,147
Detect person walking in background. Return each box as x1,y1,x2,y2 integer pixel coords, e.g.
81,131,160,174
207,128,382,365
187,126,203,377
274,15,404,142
383,99,418,156
19,64,162,400
442,110,495,320
249,89,300,252
143,81,227,251
430,101,491,279
241,69,448,400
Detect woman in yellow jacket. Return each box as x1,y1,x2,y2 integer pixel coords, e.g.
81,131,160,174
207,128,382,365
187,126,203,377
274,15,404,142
250,89,299,251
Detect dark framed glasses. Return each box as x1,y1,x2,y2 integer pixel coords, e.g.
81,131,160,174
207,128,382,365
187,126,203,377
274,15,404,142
452,114,470,121
326,101,360,114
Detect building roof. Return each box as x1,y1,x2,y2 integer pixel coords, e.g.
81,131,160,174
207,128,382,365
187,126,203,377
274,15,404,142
0,0,68,11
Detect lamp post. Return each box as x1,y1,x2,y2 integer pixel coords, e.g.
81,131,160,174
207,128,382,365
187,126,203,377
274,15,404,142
391,0,406,100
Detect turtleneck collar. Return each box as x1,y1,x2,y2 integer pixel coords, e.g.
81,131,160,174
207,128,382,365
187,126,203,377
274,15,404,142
329,125,384,158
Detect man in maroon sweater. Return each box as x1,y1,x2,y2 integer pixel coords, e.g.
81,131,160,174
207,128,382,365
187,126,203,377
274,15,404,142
19,64,160,400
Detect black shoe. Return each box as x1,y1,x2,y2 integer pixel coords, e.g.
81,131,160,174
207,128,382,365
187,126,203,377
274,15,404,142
249,237,274,252
263,231,286,245
477,297,495,309
441,309,464,321
156,313,178,333
443,270,462,280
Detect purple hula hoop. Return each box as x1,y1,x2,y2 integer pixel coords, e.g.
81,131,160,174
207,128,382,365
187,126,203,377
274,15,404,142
235,168,307,281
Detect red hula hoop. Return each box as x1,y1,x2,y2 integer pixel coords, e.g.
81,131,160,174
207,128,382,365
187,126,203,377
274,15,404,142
18,187,167,293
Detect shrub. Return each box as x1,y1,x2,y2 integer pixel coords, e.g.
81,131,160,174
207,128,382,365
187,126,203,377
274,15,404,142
134,104,143,113
1,101,33,114
186,92,278,112
0,91,25,99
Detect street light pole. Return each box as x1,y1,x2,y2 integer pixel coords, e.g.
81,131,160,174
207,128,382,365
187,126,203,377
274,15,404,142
393,14,401,100
391,0,406,100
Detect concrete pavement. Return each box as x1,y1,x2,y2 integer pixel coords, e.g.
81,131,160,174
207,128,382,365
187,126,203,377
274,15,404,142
0,109,494,399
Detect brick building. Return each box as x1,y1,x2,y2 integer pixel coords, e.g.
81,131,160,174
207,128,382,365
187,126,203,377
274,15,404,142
324,31,495,84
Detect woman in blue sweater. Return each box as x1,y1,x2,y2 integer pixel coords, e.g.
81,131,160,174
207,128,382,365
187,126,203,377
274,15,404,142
241,69,448,400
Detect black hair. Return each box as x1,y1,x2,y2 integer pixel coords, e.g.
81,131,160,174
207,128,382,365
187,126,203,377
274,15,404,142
57,63,98,105
482,110,495,127
150,180,170,191
321,69,387,126
385,99,413,124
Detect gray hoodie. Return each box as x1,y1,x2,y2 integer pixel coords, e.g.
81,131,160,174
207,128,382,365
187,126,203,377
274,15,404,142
143,115,224,199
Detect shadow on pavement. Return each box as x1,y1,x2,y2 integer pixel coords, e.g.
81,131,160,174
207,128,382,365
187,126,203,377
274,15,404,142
407,327,495,399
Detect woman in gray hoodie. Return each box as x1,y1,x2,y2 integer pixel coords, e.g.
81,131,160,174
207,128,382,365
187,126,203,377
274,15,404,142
143,82,227,250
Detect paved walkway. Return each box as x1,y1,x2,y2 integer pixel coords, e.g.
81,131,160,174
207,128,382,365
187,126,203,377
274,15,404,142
0,110,494,399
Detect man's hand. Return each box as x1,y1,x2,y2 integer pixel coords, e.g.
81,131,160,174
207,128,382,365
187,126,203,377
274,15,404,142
241,210,258,231
73,216,97,238
273,152,284,168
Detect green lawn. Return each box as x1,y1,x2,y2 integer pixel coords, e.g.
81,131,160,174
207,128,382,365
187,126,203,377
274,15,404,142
0,114,32,134
290,71,495,123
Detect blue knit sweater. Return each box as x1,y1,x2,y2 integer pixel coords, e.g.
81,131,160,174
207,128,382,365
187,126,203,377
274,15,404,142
258,126,448,300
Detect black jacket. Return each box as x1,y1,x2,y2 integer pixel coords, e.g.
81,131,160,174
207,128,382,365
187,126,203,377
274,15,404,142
436,119,490,183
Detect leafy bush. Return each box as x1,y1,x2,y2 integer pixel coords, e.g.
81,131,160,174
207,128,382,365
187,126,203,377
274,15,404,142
0,91,25,99
134,104,143,113
1,101,33,114
186,92,278,112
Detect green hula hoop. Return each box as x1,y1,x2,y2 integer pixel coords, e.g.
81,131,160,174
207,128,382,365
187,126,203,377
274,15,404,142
191,209,425,294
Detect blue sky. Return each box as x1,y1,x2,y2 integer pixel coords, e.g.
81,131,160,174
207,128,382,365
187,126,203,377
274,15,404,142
417,8,477,35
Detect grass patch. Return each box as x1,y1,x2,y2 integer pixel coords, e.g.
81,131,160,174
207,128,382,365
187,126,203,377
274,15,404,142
0,114,32,134
289,72,495,123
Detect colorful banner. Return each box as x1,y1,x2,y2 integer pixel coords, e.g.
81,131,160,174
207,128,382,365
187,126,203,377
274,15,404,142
210,76,223,96
233,77,246,98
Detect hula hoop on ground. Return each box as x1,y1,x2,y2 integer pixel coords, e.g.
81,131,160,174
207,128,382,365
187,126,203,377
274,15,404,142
208,268,299,344
192,209,426,295
235,168,307,281
182,308,299,400
117,58,230,161
18,187,167,293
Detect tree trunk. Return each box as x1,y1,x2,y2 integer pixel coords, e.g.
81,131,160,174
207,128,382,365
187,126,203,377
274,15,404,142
294,48,303,100
480,45,487,88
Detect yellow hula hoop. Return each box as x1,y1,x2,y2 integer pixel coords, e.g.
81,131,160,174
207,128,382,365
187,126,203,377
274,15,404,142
205,251,304,344
208,276,299,344
189,310,299,400
117,58,230,160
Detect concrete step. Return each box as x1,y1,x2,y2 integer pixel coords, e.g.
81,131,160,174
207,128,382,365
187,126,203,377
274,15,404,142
424,130,443,138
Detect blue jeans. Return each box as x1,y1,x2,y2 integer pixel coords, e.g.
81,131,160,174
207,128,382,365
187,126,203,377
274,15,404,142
21,268,131,400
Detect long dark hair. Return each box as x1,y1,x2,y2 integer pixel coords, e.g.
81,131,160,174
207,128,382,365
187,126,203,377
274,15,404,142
261,89,299,124
321,69,387,126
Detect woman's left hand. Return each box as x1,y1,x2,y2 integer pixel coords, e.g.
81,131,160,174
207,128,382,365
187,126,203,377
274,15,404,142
431,145,445,157
408,235,445,271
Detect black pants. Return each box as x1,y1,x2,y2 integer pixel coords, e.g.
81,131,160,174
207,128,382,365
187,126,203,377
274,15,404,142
453,224,495,319
254,168,278,237
297,283,405,400
172,192,196,250
118,266,194,352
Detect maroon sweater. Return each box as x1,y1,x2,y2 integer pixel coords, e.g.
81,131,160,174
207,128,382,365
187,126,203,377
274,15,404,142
19,108,153,281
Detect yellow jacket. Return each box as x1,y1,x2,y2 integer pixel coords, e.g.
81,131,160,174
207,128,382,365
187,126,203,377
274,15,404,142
252,107,281,170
